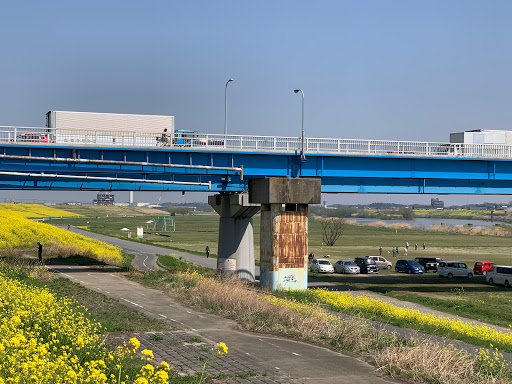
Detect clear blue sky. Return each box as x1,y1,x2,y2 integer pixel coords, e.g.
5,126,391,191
0,1,511,205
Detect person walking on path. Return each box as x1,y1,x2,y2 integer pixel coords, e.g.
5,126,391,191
415,243,418,250
37,242,43,262
308,251,314,263
423,242,426,250
205,245,210,258
404,247,408,257
392,248,396,258
379,247,382,256
406,242,409,249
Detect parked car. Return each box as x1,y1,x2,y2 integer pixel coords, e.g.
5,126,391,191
395,259,425,274
354,257,379,274
486,265,512,287
368,256,392,270
310,258,334,274
415,257,442,273
473,261,496,275
334,260,360,274
437,261,473,278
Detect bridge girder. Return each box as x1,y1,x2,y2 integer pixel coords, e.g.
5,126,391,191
0,144,510,194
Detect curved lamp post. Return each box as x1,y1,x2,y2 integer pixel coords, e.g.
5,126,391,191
225,79,234,135
294,89,305,160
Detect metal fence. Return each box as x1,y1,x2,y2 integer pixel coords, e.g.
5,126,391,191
1,126,512,159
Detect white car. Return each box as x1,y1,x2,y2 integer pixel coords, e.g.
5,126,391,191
486,265,512,287
437,261,473,278
334,260,360,274
310,258,334,274
368,256,392,270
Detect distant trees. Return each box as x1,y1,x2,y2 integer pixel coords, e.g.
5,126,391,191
399,208,415,220
164,206,192,215
321,218,346,246
309,206,356,218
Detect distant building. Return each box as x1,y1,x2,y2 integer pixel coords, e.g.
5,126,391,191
431,198,444,209
93,192,115,205
450,129,512,145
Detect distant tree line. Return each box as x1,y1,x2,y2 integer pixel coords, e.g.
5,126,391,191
310,206,415,220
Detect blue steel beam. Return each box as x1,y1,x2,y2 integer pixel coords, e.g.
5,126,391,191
0,144,511,194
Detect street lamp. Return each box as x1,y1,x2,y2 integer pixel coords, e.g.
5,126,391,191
294,89,305,160
224,79,234,135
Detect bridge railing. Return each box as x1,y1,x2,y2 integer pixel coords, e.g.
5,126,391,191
1,126,512,158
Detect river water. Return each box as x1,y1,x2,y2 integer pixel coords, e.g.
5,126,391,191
351,217,510,228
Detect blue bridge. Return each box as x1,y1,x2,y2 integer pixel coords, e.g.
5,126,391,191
0,129,511,194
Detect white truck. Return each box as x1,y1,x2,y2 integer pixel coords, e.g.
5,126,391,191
46,111,174,146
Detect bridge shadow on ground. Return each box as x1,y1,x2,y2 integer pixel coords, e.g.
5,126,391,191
308,273,509,293
45,256,126,274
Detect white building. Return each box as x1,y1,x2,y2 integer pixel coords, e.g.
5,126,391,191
450,129,512,145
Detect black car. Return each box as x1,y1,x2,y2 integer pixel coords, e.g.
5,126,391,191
414,257,442,273
354,257,379,274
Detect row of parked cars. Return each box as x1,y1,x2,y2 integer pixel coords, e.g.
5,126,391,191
309,256,511,287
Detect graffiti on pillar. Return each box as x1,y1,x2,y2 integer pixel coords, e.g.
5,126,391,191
283,274,297,283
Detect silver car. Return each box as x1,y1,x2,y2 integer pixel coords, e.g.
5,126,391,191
334,260,360,274
310,258,334,274
438,261,473,278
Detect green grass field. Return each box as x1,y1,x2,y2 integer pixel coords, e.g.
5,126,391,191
56,210,511,265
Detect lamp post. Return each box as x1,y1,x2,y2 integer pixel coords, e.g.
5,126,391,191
224,79,234,135
294,89,305,160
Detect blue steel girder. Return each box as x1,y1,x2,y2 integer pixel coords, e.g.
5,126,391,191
0,144,511,194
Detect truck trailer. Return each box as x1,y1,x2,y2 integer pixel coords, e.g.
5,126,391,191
46,111,174,146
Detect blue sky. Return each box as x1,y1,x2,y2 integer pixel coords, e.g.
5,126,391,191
0,1,511,204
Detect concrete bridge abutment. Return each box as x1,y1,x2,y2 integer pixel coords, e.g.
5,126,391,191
208,192,260,281
249,178,321,290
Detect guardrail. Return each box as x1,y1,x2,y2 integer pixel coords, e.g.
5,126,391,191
1,126,512,159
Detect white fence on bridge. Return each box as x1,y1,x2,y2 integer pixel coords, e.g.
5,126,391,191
1,126,512,159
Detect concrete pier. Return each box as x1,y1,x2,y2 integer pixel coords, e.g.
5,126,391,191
249,178,321,290
208,192,260,281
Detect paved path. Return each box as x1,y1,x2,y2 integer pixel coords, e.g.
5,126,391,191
69,227,218,272
49,262,401,384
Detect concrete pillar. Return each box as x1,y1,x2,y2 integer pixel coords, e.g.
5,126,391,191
129,191,134,205
208,192,260,281
249,178,321,290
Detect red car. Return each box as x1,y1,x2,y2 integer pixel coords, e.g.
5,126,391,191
13,133,54,143
473,261,496,275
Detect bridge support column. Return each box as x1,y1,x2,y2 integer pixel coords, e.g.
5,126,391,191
208,193,260,281
249,178,321,290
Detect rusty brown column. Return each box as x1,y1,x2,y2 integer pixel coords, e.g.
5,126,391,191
249,178,321,290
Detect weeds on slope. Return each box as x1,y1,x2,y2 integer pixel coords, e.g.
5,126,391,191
131,255,512,384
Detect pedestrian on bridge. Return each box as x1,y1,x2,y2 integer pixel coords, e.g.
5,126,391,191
206,245,210,258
